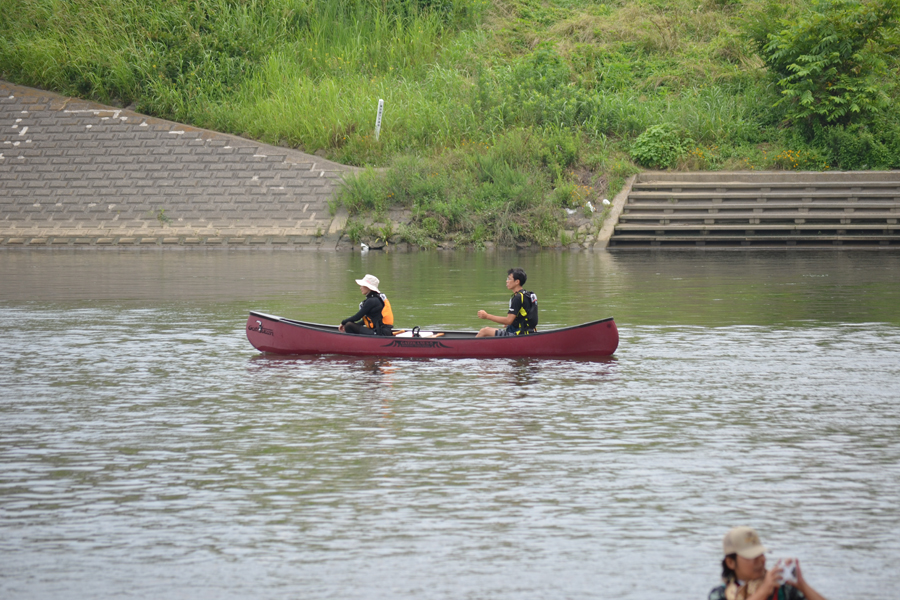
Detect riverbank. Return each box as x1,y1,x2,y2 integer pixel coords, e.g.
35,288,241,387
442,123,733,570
5,0,898,250
0,80,355,249
2,80,619,250
7,79,900,252
4,1,899,250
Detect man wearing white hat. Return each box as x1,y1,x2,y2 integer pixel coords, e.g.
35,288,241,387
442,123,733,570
708,526,827,600
339,274,394,336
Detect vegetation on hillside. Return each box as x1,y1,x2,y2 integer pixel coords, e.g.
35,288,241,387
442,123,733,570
2,0,899,247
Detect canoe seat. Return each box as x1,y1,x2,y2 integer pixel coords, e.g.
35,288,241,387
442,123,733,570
395,330,440,338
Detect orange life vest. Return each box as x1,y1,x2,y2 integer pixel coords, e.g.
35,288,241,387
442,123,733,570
363,294,393,328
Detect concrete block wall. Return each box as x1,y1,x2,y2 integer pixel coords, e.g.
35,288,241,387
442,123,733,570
0,80,357,248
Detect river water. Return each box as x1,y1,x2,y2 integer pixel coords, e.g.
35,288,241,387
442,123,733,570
1,249,899,600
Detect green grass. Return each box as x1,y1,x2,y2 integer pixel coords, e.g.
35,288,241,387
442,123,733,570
2,0,899,246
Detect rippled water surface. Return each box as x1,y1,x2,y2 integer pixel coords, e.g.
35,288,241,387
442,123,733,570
1,250,899,600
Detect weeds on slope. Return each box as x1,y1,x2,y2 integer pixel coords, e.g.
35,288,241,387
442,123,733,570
3,0,899,246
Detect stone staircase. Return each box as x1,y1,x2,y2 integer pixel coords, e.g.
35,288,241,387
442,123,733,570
608,171,900,249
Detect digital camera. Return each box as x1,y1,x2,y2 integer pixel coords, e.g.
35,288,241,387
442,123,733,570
775,559,797,585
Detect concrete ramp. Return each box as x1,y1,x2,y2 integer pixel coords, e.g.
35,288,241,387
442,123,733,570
0,80,357,248
610,171,900,249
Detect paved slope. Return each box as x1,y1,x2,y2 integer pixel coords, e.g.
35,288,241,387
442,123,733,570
0,80,355,248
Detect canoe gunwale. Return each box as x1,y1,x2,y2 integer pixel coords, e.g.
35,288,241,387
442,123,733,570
249,310,615,338
246,311,618,358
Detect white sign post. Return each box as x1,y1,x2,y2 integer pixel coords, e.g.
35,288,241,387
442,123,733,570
375,99,384,141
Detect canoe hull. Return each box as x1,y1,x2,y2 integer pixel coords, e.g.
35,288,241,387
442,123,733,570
246,311,618,359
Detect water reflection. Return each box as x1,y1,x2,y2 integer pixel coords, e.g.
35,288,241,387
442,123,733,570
3,249,899,328
509,358,539,388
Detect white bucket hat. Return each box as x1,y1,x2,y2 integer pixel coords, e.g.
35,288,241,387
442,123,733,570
355,274,380,293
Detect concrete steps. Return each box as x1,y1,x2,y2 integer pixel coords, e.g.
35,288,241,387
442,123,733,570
609,171,900,249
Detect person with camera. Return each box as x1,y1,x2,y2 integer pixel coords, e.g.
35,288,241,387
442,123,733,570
708,526,828,600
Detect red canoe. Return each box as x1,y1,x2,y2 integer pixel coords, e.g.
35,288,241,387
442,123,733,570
246,311,619,359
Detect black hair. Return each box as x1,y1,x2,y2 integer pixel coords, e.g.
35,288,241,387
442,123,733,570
721,553,737,582
508,268,527,286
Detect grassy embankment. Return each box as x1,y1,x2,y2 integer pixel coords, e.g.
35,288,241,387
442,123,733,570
2,0,899,247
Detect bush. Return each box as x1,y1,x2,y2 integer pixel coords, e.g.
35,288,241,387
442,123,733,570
630,124,693,169
811,123,900,170
758,0,900,127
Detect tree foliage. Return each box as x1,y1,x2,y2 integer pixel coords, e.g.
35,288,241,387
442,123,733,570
758,0,900,126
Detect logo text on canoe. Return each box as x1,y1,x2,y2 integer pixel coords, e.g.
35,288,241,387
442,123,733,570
249,321,274,336
383,340,451,349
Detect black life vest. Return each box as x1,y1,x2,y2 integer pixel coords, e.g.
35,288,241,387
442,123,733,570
511,290,538,334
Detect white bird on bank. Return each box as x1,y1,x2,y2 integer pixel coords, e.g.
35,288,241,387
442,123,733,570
360,243,369,253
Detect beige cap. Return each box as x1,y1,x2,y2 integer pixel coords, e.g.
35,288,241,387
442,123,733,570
723,526,768,559
355,273,380,293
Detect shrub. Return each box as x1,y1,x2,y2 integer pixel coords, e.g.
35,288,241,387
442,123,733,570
758,0,900,127
812,123,899,170
630,124,692,169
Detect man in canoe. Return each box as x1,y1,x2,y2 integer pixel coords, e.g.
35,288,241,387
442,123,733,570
475,268,538,337
339,274,394,335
